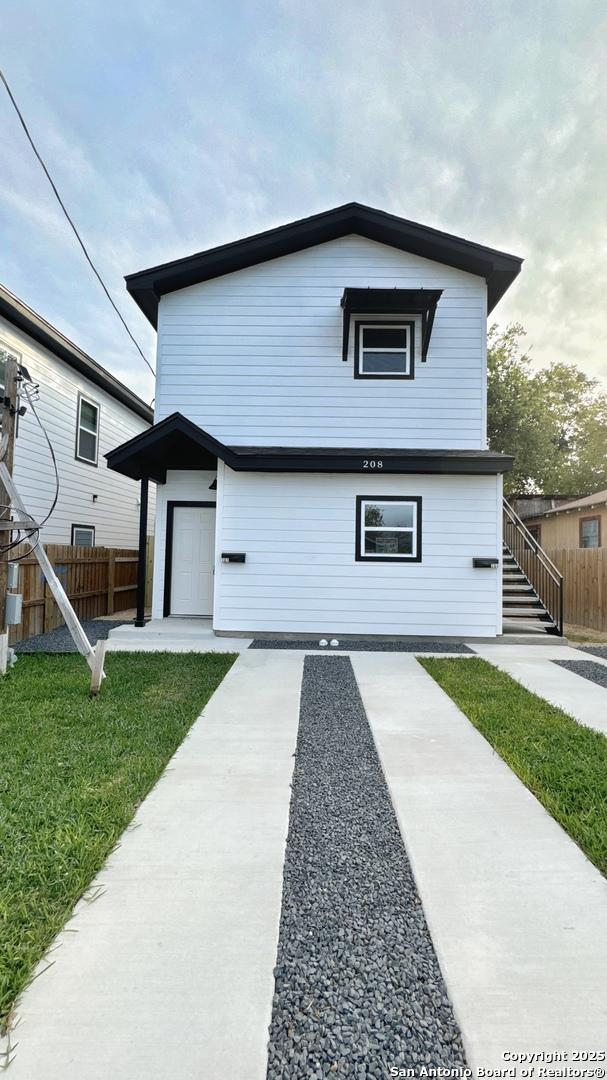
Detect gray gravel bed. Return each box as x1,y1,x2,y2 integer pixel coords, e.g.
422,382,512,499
266,655,466,1079
15,619,132,653
252,638,472,653
577,645,607,662
553,659,607,689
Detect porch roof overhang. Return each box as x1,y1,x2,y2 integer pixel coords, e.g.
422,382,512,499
340,287,443,361
105,412,514,482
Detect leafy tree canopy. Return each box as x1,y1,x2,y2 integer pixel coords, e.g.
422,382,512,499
487,324,607,496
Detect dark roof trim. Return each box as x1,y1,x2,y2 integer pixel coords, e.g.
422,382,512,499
106,412,513,482
125,202,523,328
0,284,153,423
341,288,443,362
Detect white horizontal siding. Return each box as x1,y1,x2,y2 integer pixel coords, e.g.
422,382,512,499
155,236,487,449
151,470,217,619
0,316,155,548
213,467,501,637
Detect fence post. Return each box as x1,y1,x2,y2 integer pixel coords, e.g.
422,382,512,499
107,550,116,616
43,577,53,633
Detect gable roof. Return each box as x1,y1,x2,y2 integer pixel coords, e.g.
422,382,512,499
0,283,153,423
543,489,607,515
125,202,523,328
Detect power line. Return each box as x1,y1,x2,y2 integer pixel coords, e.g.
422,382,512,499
0,67,155,380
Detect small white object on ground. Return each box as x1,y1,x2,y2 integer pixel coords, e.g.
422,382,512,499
319,639,328,647
330,639,339,647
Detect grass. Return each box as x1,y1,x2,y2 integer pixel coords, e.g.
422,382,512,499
0,651,235,1030
419,657,607,878
565,624,607,644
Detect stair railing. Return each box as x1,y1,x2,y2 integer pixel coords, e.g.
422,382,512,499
503,498,564,635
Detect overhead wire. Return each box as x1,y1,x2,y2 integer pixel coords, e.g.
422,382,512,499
0,66,156,380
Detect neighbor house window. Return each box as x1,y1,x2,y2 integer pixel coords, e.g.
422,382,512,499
527,523,542,545
580,516,601,548
355,496,422,562
354,321,414,379
71,524,95,547
76,394,99,465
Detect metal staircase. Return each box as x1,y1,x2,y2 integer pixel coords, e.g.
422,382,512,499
502,499,564,635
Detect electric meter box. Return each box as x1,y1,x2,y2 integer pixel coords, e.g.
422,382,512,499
5,592,23,625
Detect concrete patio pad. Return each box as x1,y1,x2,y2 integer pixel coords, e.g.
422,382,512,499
475,643,607,735
3,650,302,1080
353,652,607,1067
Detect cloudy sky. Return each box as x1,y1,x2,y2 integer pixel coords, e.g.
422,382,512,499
1,0,605,403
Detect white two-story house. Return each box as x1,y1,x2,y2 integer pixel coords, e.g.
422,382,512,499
107,203,522,639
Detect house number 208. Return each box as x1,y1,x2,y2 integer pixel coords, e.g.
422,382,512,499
362,459,383,469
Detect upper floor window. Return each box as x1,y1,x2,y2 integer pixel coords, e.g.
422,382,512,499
76,394,99,465
580,516,601,548
355,496,422,562
354,321,415,379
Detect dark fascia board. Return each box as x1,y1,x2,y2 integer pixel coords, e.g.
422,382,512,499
0,284,153,423
125,202,523,328
106,412,513,481
229,446,513,475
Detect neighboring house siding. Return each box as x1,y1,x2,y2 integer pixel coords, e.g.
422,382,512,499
0,315,154,547
154,236,487,450
151,469,218,619
210,466,501,637
526,507,607,550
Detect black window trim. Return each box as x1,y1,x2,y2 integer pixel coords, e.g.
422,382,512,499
353,319,416,380
355,495,422,563
75,391,100,467
71,523,96,547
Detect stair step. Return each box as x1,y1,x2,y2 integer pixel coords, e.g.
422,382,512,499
503,586,535,594
502,607,553,619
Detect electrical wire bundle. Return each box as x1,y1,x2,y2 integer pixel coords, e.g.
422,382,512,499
0,378,60,561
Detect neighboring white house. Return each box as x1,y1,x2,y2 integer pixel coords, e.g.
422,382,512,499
107,203,522,639
0,283,154,548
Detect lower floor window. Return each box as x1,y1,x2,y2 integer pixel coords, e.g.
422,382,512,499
355,496,422,562
71,524,95,547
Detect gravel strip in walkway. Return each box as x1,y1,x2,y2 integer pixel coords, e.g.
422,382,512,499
15,619,132,653
553,659,607,690
577,645,607,662
266,655,466,1079
252,638,473,653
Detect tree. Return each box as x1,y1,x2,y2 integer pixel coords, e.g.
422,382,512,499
487,324,607,495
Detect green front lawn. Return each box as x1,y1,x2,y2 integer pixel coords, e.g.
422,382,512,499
420,657,607,878
0,651,235,1029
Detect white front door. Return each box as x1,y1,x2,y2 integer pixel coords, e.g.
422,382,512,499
170,505,216,616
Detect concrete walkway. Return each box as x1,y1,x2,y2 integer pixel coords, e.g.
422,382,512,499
5,643,607,1075
475,642,607,735
3,650,302,1080
107,617,252,653
353,652,607,1067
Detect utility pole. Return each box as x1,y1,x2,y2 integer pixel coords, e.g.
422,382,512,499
0,352,19,674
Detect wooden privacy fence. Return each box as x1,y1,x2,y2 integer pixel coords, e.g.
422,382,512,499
8,543,139,645
546,547,607,632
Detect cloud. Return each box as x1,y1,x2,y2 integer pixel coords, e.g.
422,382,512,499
0,0,605,407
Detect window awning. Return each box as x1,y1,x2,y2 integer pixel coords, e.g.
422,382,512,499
340,288,443,362
105,412,513,482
